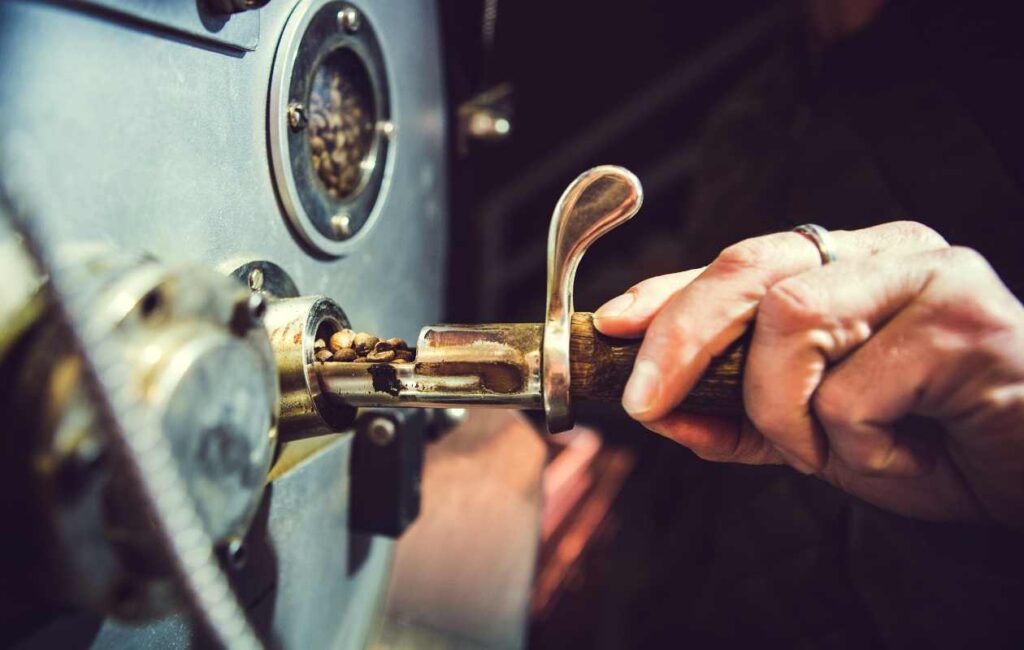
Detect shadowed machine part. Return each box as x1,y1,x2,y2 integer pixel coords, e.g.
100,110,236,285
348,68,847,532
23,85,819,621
0,0,445,646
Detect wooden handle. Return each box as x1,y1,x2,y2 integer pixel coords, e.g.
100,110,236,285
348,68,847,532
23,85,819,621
569,312,746,415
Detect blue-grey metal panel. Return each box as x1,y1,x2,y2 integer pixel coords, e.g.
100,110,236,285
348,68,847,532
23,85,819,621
0,0,448,646
69,0,260,51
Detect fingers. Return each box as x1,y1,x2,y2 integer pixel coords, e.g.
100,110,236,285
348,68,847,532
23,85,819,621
644,412,784,465
813,247,1024,479
621,232,823,420
592,268,706,338
743,246,978,476
621,221,947,422
745,252,933,473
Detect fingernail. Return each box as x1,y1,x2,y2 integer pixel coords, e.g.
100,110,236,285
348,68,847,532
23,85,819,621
623,359,661,418
594,292,635,320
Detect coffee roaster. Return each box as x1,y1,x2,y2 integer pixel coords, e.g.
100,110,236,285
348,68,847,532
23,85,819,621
0,1,445,647
0,2,748,648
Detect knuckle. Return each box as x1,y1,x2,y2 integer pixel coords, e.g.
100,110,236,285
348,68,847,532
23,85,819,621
812,382,892,476
859,450,894,475
714,237,778,275
891,220,949,249
744,398,791,443
623,282,644,299
838,448,892,476
694,435,742,463
942,245,991,275
812,380,854,432
923,247,1020,337
759,276,829,333
745,391,798,442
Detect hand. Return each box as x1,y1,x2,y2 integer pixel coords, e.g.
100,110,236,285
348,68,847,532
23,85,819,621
593,222,1024,526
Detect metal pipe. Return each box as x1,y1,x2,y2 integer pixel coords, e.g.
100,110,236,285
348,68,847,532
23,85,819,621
317,322,543,410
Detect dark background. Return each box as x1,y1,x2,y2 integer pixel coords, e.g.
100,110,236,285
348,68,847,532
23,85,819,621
438,1,1024,648
441,0,784,324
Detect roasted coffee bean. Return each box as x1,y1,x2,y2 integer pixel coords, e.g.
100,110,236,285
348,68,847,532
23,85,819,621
332,348,358,362
330,329,356,352
319,327,413,364
314,349,333,362
366,349,396,363
306,67,375,200
353,332,378,353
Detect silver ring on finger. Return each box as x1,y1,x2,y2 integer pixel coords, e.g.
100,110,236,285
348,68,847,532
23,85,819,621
792,223,837,265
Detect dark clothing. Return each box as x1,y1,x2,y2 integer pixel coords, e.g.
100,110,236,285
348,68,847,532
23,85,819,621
585,2,1024,648
685,0,1024,296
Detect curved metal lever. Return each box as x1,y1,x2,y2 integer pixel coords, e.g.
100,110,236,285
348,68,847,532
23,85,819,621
543,165,643,432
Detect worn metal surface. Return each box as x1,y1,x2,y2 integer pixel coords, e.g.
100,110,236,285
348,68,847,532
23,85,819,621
373,411,545,649
257,435,393,650
92,434,392,649
263,295,356,439
70,0,261,51
9,250,279,621
0,0,446,646
0,0,446,346
318,322,543,409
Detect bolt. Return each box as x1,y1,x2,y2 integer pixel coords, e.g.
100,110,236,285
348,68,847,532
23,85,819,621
376,120,395,140
331,213,352,238
366,416,396,446
247,267,264,291
287,101,308,130
231,291,267,335
337,6,361,33
219,536,248,570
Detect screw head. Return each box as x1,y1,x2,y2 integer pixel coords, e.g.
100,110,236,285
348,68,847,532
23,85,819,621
219,536,248,570
287,102,308,130
331,213,352,238
366,416,396,446
247,267,264,291
231,292,267,335
337,6,361,32
376,120,395,140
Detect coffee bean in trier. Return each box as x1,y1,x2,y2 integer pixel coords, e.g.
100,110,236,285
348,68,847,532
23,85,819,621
320,330,413,365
